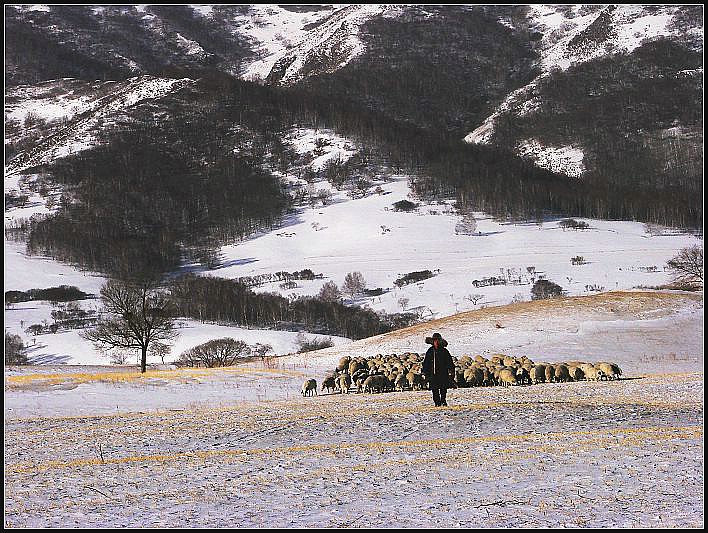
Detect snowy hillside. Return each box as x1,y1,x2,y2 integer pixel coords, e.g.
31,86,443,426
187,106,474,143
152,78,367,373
5,123,701,365
465,4,703,177
280,291,704,376
5,75,193,175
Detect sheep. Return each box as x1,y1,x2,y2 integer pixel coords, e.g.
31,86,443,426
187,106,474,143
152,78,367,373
337,373,352,393
498,369,518,387
544,365,555,384
554,364,571,383
568,366,585,382
337,356,351,372
363,374,390,393
584,366,606,382
321,375,337,393
395,373,409,392
516,367,531,385
531,365,546,384
597,362,622,380
301,379,317,397
455,369,468,388
406,371,426,391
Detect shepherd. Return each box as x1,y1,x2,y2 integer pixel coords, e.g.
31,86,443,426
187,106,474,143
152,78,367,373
422,332,455,407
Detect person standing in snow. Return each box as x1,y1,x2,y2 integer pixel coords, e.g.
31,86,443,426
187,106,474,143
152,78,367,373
422,332,455,407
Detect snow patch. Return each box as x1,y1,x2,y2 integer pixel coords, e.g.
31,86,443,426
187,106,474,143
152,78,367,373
517,139,586,178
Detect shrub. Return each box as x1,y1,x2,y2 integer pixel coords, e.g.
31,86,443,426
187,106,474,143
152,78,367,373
394,270,435,287
559,219,590,230
5,332,28,365
531,279,564,300
392,199,418,212
177,338,251,368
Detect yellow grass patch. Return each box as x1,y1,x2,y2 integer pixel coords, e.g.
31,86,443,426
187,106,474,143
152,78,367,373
5,365,303,389
7,425,701,475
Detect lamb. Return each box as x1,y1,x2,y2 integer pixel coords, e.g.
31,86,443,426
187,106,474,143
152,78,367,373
301,379,317,397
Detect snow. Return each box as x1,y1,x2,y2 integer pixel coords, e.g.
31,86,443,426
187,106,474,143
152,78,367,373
280,290,704,377
239,5,393,83
285,127,358,171
196,171,699,320
5,76,194,176
4,239,105,294
233,5,339,80
4,297,349,366
516,139,586,177
189,4,213,18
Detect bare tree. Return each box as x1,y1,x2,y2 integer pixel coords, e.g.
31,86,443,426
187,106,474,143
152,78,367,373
149,341,171,365
342,271,366,299
666,245,703,285
398,297,409,311
82,280,177,373
318,280,342,302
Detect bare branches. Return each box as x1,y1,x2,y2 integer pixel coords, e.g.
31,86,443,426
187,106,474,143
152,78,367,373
666,245,703,285
81,280,178,372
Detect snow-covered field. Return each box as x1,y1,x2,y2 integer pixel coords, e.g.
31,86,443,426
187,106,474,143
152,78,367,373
4,289,703,527
5,369,703,527
201,167,700,319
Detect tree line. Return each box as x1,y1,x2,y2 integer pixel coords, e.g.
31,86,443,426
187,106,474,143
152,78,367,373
168,274,417,340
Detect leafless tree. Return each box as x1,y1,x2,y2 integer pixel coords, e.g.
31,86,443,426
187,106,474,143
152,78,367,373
82,280,177,373
318,281,342,302
666,245,703,285
342,271,366,299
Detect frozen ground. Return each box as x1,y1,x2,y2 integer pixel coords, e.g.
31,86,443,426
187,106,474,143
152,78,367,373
4,371,703,527
4,291,703,527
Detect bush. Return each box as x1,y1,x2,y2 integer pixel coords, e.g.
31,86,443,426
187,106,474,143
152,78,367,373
177,338,251,368
392,199,418,212
394,270,435,287
5,332,29,365
559,219,590,230
531,279,564,300
296,333,334,353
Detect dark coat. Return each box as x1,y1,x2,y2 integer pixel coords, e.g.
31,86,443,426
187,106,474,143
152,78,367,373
422,345,455,388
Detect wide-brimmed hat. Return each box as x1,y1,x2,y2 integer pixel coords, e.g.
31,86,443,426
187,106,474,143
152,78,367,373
425,332,448,347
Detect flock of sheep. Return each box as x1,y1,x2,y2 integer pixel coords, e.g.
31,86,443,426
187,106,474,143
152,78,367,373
301,353,623,396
